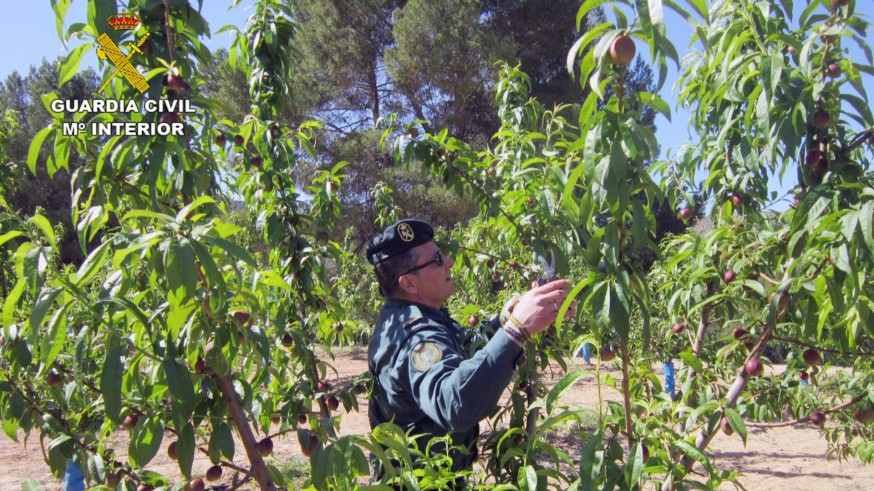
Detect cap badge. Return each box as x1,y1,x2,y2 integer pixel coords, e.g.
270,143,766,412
398,223,415,242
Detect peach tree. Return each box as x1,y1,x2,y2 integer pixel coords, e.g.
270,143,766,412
378,0,874,489
0,1,367,489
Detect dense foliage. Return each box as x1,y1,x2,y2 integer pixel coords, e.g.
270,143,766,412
0,0,872,490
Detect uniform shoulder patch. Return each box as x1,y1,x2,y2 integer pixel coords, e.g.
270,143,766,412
410,342,442,371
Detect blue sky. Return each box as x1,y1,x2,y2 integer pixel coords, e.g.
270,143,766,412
1,1,872,212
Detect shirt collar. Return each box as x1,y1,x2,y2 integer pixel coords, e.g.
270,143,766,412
385,298,451,323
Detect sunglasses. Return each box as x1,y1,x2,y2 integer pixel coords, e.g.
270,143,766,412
399,251,444,276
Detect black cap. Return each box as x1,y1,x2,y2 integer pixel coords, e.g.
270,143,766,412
366,219,434,265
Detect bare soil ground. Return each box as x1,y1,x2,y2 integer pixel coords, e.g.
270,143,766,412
2,348,872,490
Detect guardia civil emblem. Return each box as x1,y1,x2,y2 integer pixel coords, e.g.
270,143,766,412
411,342,442,371
398,223,415,242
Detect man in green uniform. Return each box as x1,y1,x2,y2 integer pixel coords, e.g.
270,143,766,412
366,219,572,485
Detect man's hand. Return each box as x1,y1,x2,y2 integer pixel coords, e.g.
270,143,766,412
509,279,575,335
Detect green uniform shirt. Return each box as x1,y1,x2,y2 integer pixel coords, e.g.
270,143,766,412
368,299,524,472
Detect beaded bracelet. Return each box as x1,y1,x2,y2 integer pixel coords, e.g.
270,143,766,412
507,313,532,341
502,325,527,345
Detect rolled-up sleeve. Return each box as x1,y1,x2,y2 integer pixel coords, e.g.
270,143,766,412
404,326,523,431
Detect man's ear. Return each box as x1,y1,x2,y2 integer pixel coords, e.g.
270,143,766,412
398,274,417,295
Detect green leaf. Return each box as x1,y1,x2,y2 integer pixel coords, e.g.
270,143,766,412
75,240,111,286
165,238,198,302
0,231,24,248
88,0,117,44
518,465,538,491
51,0,73,42
735,279,765,297
163,357,195,428
576,0,613,31
201,234,257,267
624,442,644,488
27,127,52,174
647,0,665,25
29,287,62,337
40,93,62,120
40,301,69,370
3,417,19,441
59,43,92,86
101,347,124,425
189,239,226,305
50,135,71,175
675,440,708,470
177,423,195,479
175,196,215,223
546,370,587,414
860,201,874,255
679,350,704,373
2,280,26,329
580,428,604,489
23,245,48,295
129,417,164,468
724,407,747,445
209,422,235,462
104,297,152,335
840,210,858,244
257,271,294,291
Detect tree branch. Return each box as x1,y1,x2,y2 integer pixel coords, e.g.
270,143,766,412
745,393,866,428
215,375,276,491
163,0,178,65
770,335,874,358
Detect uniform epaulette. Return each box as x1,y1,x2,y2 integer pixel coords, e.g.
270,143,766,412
403,316,422,328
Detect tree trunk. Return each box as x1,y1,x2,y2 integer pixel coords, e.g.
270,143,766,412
215,375,277,491
678,281,716,433
524,347,539,438
368,55,380,125
661,325,773,491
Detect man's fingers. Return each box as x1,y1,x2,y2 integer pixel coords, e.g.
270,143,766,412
534,278,572,292
540,289,570,303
